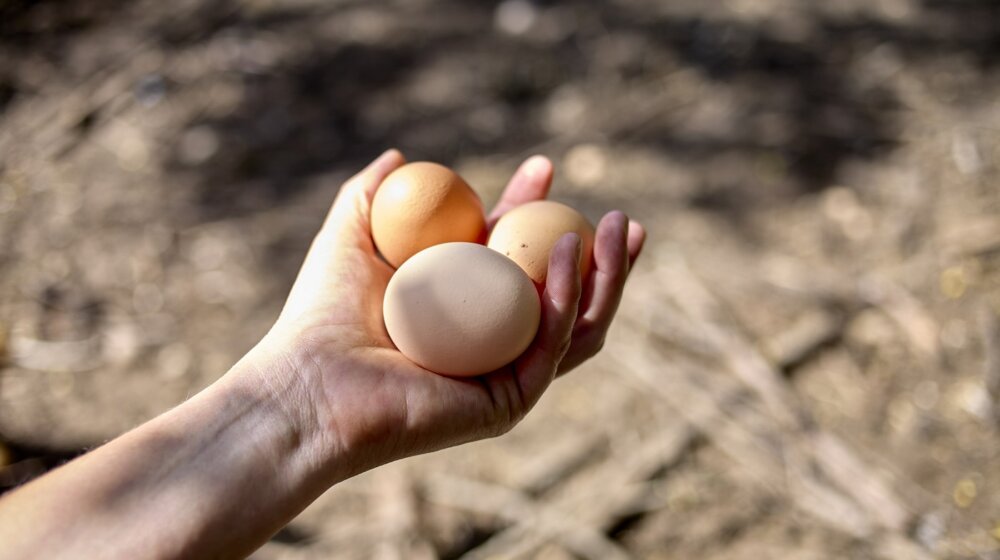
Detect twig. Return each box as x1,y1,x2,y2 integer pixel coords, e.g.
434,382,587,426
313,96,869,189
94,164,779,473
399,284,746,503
617,253,923,544
373,467,436,560
764,307,845,371
446,423,695,560
425,474,632,560
980,306,1000,427
9,335,102,373
613,342,876,538
940,217,1000,258
661,255,801,427
508,431,606,496
859,275,941,361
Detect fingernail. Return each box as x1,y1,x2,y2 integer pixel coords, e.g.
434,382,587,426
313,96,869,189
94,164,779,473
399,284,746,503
629,219,645,239
524,155,549,176
371,148,402,168
572,233,583,261
375,148,400,166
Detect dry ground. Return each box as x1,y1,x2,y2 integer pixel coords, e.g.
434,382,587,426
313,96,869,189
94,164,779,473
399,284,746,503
1,0,999,558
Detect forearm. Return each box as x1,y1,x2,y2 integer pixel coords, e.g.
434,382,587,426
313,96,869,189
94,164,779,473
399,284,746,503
0,338,338,560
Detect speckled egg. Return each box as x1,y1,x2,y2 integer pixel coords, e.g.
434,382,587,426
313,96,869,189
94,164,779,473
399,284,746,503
487,200,595,284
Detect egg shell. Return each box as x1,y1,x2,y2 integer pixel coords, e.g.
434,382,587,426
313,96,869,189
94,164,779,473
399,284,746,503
383,242,540,376
487,200,595,284
371,162,486,269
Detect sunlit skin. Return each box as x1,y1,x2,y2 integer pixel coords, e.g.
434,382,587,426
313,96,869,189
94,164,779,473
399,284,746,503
0,150,645,559
276,150,646,467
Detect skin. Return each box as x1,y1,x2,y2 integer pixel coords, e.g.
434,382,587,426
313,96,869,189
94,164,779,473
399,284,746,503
0,150,645,559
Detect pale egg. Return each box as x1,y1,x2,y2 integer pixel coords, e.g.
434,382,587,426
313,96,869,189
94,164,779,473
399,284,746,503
383,242,540,376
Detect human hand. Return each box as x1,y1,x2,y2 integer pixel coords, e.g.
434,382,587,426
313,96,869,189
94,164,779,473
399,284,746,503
0,151,643,560
260,150,645,477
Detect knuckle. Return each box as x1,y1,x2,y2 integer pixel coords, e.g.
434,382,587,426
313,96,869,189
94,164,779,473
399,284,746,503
556,334,574,358
490,419,514,438
594,336,606,354
575,325,606,356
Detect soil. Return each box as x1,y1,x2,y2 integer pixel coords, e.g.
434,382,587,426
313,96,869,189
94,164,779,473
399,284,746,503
1,0,998,558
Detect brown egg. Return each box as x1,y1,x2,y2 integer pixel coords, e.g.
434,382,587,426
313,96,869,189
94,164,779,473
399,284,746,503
371,162,486,268
383,243,540,376
487,200,595,284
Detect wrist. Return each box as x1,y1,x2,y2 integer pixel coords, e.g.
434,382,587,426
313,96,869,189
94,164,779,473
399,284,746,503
215,331,348,488
251,323,415,479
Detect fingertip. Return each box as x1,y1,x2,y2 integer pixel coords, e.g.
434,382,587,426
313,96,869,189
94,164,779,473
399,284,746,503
372,148,407,179
547,232,583,308
627,219,646,249
361,149,407,198
523,155,553,178
594,211,629,276
626,219,646,268
600,210,629,233
488,155,554,224
378,148,405,164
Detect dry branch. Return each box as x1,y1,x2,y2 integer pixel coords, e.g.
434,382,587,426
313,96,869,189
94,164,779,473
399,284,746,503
859,276,941,360
373,467,436,560
508,431,606,496
9,334,103,373
612,253,924,550
940,217,1000,258
613,344,876,538
425,474,632,560
436,423,694,560
764,308,845,370
980,306,1000,427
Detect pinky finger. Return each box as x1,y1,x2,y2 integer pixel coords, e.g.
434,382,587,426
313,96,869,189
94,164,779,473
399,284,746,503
626,220,646,272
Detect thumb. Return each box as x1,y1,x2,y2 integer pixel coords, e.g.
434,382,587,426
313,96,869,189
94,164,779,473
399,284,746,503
513,233,584,409
278,150,404,324
320,149,406,242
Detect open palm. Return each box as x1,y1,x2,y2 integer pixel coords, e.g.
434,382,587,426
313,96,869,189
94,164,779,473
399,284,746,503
267,150,645,472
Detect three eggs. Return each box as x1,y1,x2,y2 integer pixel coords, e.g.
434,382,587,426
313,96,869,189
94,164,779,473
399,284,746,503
372,161,595,376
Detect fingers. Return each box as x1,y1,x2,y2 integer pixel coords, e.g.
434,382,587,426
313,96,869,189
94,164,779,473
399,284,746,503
322,148,406,234
487,155,553,228
512,233,583,408
556,214,645,376
580,212,648,327
360,148,408,199
580,211,629,325
349,148,407,200
626,219,646,270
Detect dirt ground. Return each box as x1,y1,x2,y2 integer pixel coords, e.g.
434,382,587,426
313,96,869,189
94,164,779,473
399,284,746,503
1,0,999,558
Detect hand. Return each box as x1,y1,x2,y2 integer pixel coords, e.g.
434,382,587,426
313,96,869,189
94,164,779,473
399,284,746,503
263,150,645,475
0,150,644,559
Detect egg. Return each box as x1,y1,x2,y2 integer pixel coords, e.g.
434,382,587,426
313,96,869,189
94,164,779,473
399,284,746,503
383,242,540,376
487,200,595,284
371,162,486,268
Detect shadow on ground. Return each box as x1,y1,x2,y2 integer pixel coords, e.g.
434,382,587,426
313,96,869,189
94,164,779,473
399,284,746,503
138,0,1000,222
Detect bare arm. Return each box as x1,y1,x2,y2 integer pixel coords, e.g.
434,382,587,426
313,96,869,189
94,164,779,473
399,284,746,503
0,151,645,559
0,341,339,559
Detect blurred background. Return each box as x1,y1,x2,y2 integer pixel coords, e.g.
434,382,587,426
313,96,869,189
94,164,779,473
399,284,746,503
1,0,999,558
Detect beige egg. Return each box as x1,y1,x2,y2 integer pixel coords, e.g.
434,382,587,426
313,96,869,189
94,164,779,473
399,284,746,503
383,242,540,376
371,162,486,268
488,200,595,284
